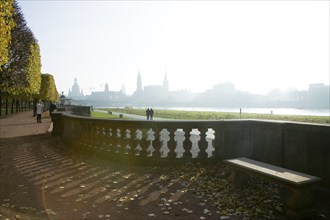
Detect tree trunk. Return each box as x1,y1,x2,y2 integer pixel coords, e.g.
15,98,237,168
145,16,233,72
11,99,14,114
5,98,8,115
33,98,37,117
16,99,19,113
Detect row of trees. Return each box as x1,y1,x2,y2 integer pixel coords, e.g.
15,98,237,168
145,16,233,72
0,0,59,116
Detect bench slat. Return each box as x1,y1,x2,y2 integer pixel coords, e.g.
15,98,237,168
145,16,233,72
224,157,321,187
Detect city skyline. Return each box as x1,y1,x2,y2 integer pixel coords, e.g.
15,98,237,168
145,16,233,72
66,74,329,112
18,1,329,96
67,72,330,96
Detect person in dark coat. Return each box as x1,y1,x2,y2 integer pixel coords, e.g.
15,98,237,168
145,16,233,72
49,102,57,121
150,108,154,120
146,108,150,120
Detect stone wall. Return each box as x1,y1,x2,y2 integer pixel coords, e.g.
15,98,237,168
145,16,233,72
215,120,330,185
52,113,330,186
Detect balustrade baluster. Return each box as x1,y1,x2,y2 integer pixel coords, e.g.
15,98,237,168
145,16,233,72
140,129,148,157
96,124,101,149
92,124,97,148
183,128,192,159
124,129,131,154
97,124,103,148
107,127,114,152
199,128,208,159
103,126,110,151
115,128,121,153
153,128,161,158
146,129,155,157
129,128,137,155
134,129,143,156
100,125,107,150
206,129,215,158
94,124,100,149
167,128,176,159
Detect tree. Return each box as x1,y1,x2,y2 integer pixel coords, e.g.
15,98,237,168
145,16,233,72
0,1,41,97
38,74,59,101
0,1,41,115
0,0,15,68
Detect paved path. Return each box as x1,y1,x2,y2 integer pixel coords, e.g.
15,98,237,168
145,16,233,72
94,109,174,121
0,111,226,220
2,110,325,220
0,110,52,138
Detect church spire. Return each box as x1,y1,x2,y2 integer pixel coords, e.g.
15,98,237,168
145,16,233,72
104,83,109,93
136,70,142,93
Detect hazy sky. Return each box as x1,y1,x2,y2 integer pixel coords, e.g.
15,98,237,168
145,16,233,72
18,0,329,96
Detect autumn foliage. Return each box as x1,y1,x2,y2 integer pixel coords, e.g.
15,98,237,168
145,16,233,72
0,0,58,115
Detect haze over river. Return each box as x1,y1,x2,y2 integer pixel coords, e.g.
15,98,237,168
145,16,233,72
135,107,330,117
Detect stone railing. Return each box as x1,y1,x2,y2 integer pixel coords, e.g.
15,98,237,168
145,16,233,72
51,111,330,186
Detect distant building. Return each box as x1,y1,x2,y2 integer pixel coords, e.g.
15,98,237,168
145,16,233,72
68,78,84,100
86,83,126,106
66,73,329,109
307,83,330,108
131,70,172,105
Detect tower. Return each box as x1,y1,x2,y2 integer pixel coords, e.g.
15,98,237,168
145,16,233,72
136,70,143,93
69,77,83,97
163,68,169,91
104,83,109,93
121,84,126,95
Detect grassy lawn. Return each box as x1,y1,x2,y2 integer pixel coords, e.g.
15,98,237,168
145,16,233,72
91,110,124,119
100,107,330,124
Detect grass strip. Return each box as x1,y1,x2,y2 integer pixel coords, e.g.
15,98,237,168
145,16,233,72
99,108,329,124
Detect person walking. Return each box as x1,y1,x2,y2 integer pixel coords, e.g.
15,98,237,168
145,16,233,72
36,100,44,123
49,102,57,121
146,108,150,120
150,108,154,120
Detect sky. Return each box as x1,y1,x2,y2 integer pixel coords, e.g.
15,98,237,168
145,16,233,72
17,0,329,96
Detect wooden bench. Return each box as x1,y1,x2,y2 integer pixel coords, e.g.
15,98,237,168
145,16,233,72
224,157,321,218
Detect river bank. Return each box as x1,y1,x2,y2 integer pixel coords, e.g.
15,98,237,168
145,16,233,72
99,107,330,124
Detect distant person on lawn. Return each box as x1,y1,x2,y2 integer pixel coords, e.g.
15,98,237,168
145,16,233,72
36,100,44,123
146,108,150,120
150,108,154,120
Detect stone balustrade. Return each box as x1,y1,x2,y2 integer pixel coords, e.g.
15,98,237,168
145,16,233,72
51,111,330,187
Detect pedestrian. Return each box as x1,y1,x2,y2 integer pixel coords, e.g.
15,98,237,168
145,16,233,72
49,102,57,114
146,108,150,120
49,102,57,121
36,100,44,123
150,108,154,120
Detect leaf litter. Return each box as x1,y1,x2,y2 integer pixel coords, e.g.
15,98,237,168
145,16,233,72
161,161,284,219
